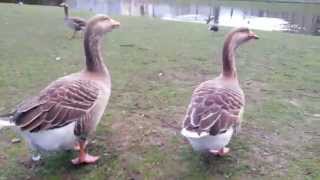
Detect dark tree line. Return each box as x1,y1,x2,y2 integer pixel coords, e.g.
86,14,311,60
0,0,63,5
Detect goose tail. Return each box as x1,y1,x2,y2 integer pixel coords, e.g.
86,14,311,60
0,113,15,129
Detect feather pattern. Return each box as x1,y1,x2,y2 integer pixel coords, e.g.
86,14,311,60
0,15,119,161
183,79,244,136
12,79,100,133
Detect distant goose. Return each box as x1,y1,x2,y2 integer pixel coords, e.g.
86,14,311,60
60,3,87,39
181,27,258,155
206,15,219,32
209,24,219,32
0,15,120,165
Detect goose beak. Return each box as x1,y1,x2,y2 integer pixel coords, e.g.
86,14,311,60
249,31,259,39
110,19,121,29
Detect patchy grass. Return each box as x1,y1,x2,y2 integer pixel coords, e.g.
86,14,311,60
0,3,319,180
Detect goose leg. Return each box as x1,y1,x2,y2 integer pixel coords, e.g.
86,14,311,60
29,146,41,162
31,152,41,162
71,140,99,165
70,30,76,39
21,146,42,169
27,140,42,162
80,30,84,38
74,140,88,151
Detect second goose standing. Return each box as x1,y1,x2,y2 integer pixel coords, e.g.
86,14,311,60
181,27,259,155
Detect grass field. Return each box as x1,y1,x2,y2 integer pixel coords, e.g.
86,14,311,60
0,3,319,180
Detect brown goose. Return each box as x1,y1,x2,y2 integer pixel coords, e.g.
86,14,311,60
0,15,120,165
60,3,86,39
181,27,258,155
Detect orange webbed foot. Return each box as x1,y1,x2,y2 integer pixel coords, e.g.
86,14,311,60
209,147,230,156
71,154,100,165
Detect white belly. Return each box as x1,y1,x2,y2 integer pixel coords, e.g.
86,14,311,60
21,122,77,151
181,127,234,152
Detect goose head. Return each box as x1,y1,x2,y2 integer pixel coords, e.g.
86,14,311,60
59,2,68,7
227,27,259,49
86,15,120,36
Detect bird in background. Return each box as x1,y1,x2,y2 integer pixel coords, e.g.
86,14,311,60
60,2,87,39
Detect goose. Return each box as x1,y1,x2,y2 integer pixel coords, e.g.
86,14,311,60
0,15,120,165
60,3,87,39
206,15,219,32
181,27,258,155
209,24,219,32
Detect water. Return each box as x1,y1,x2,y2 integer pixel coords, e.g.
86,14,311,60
65,0,320,35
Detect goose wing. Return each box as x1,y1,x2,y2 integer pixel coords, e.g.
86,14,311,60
183,81,244,135
12,79,100,133
70,17,86,28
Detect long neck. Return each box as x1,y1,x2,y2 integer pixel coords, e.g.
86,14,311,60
84,29,107,74
63,6,69,18
222,35,238,78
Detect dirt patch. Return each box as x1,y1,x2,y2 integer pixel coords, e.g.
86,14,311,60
240,124,291,176
238,120,318,177
242,79,269,103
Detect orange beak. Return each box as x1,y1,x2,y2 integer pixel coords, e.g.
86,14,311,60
110,19,121,28
249,31,259,39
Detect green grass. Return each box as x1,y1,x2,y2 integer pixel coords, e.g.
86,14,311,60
0,3,320,180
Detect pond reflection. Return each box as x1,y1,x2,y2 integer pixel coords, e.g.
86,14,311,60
67,0,320,35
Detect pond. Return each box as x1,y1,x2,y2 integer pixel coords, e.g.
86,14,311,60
65,0,320,36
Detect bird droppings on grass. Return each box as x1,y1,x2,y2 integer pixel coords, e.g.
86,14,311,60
55,56,61,61
11,138,21,144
